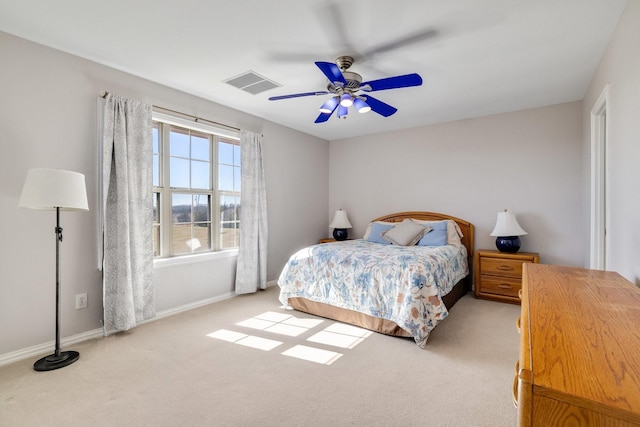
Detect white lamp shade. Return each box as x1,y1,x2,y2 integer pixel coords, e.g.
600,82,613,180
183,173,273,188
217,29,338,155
490,210,527,236
329,209,352,229
19,168,89,211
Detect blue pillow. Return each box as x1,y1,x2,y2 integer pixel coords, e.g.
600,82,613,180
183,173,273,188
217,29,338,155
417,221,448,246
367,222,394,244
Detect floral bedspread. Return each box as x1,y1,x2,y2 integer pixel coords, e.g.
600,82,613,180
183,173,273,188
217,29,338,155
277,239,469,348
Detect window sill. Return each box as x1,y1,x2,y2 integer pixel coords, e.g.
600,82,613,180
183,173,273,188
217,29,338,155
153,249,238,269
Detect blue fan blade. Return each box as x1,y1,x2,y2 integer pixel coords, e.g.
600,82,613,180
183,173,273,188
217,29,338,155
314,112,332,123
314,102,339,123
315,61,347,85
269,91,329,101
362,95,397,117
361,73,422,92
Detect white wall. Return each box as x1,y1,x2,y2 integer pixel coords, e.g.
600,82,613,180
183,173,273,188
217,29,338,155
0,32,329,356
582,0,640,285
329,101,584,268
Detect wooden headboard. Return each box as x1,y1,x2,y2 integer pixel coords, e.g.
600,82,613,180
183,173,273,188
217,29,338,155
371,211,475,291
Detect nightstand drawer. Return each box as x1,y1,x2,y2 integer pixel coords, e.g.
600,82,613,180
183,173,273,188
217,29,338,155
479,276,522,298
480,257,526,278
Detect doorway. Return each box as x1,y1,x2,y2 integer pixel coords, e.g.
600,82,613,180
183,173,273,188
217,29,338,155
590,86,609,270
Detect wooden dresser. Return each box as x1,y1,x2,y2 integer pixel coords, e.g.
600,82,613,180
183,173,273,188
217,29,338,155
516,264,640,426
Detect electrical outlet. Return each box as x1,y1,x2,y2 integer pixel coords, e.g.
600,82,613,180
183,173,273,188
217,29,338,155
75,293,87,309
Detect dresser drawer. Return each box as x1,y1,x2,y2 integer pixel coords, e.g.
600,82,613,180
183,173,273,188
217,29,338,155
480,257,526,278
478,275,522,298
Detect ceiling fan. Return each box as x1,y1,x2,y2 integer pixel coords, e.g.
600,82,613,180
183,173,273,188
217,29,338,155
268,55,423,123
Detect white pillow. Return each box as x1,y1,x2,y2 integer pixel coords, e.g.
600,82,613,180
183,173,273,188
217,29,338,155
381,219,430,246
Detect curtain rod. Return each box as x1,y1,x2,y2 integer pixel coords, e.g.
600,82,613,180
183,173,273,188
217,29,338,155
101,91,241,132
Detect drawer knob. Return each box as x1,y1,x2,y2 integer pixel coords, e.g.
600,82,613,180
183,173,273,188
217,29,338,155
498,283,513,289
498,265,515,271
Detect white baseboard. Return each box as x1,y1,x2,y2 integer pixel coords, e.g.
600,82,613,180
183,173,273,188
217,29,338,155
153,291,236,321
0,283,278,368
0,328,104,368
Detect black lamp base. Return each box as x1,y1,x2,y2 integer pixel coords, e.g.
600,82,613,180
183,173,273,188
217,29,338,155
333,228,348,241
495,236,521,253
34,350,79,371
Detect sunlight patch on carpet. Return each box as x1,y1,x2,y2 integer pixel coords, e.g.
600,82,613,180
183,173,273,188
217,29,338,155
282,345,342,365
282,317,324,329
236,311,325,337
237,318,277,330
307,331,363,349
255,311,292,322
207,329,248,342
207,311,371,365
235,335,283,351
264,323,308,337
306,323,372,349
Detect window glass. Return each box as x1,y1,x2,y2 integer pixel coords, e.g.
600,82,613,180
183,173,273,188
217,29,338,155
191,134,209,161
170,157,190,188
219,142,234,165
152,125,160,187
171,224,193,255
153,118,240,258
234,164,241,192
152,192,160,257
218,164,234,191
220,194,240,249
169,128,190,157
191,160,210,190
193,194,211,222
233,144,241,165
172,193,192,223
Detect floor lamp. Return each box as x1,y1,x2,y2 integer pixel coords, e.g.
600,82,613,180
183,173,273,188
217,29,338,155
19,168,89,371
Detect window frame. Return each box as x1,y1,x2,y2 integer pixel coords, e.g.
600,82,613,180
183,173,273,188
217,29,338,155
152,111,240,261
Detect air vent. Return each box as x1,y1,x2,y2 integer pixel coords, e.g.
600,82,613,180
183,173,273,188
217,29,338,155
224,71,281,95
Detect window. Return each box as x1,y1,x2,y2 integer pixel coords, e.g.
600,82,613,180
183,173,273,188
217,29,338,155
152,114,240,258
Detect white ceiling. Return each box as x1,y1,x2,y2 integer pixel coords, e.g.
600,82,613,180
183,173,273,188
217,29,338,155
0,0,627,141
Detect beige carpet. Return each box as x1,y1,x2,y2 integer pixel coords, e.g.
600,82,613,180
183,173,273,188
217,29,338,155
0,286,520,427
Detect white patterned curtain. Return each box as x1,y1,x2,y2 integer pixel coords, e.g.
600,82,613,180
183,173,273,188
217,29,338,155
235,130,268,294
102,93,155,333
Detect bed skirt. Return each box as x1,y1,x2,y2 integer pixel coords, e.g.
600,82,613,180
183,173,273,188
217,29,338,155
287,278,468,338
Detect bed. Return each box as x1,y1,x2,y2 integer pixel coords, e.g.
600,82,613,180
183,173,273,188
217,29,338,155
277,211,475,348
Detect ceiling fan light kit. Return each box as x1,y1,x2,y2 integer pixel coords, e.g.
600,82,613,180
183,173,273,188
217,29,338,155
319,97,339,114
339,93,354,107
268,55,422,123
353,97,371,113
337,105,349,119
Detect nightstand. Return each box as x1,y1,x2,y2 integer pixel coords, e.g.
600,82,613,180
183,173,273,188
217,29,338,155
474,249,540,304
319,238,336,243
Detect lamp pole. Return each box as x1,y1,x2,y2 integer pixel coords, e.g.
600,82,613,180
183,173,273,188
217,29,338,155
33,207,80,371
54,207,62,359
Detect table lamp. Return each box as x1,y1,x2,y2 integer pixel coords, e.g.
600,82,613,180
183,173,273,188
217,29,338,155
490,209,527,253
329,209,352,241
